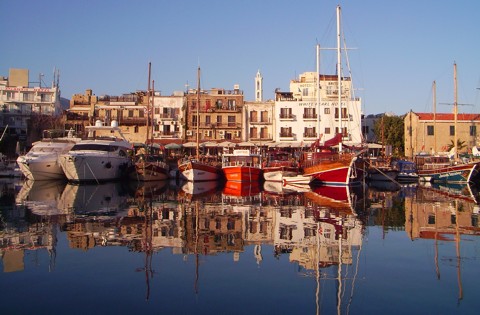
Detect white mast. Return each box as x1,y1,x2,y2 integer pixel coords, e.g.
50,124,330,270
336,5,343,152
453,62,458,160
316,44,321,139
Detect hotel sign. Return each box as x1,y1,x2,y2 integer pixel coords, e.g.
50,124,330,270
5,87,52,92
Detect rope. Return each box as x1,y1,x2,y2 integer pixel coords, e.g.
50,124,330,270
365,159,401,187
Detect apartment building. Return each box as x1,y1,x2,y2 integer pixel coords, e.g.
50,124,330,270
0,68,62,141
184,85,244,142
274,71,362,146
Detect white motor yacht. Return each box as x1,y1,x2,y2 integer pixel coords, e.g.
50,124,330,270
17,130,81,180
59,120,133,183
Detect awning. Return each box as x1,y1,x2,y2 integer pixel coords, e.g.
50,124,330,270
219,141,236,147
165,143,182,149
238,141,256,147
203,141,219,147
182,142,198,148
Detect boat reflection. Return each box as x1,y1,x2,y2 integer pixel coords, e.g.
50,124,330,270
61,182,131,217
16,179,68,216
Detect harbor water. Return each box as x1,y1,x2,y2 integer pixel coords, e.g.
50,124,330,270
1,178,479,314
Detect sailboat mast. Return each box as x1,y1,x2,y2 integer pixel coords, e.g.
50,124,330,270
336,5,343,151
453,63,458,160
196,67,200,159
151,80,155,145
433,81,436,153
146,62,151,144
316,44,321,138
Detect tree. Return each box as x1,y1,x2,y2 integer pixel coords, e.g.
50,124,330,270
373,115,405,156
447,139,466,152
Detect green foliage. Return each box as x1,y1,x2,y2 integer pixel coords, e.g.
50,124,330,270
447,139,466,151
373,115,405,156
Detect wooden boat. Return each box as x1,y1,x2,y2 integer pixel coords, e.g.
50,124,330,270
262,150,300,182
302,135,365,186
415,154,480,183
222,149,262,182
178,67,221,182
129,63,170,181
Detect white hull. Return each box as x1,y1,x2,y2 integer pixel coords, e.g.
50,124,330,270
263,170,299,182
17,156,65,180
16,139,79,180
181,168,219,181
60,153,131,182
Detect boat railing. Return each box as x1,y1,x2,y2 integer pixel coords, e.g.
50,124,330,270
222,160,261,168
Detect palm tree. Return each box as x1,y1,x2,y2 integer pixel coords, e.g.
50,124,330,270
447,139,466,152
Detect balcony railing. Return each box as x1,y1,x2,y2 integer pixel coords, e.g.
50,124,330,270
303,114,318,119
303,133,317,138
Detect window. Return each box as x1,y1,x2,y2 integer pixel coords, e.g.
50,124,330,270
6,91,15,100
470,126,477,136
128,110,134,117
250,111,258,123
450,125,455,136
261,111,268,123
23,93,34,102
227,99,236,109
427,125,434,136
280,108,292,118
302,88,308,96
325,127,331,134
303,108,316,119
40,93,51,102
228,116,236,127
324,108,330,114
205,115,211,125
139,110,144,118
335,107,348,119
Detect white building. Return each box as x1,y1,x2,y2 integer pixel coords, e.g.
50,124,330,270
0,68,62,138
274,71,362,146
152,91,184,141
245,70,275,145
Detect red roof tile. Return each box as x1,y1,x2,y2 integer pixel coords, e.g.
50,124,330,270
415,112,480,121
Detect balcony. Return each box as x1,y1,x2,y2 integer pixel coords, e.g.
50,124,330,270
250,119,271,125
303,133,317,139
279,132,295,140
303,114,318,121
279,113,294,121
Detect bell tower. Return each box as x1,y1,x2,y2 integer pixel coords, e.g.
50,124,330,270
255,70,263,102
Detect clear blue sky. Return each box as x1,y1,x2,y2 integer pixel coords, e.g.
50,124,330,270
2,0,480,115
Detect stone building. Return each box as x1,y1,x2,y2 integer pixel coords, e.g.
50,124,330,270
404,111,480,158
184,85,244,143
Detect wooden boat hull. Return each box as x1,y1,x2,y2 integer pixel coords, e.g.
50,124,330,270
222,165,262,182
418,162,480,183
129,161,169,181
178,160,221,182
303,153,364,186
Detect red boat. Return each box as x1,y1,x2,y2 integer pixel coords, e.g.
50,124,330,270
223,180,261,197
302,134,365,186
222,149,263,182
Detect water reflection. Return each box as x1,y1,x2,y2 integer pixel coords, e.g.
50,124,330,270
1,178,480,313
